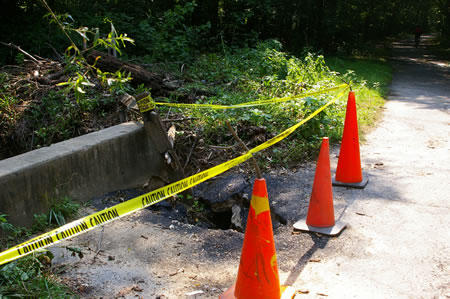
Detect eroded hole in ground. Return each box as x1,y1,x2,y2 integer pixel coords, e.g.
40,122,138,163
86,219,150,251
182,194,286,232
91,174,287,232
184,173,287,231
182,196,250,232
209,210,232,230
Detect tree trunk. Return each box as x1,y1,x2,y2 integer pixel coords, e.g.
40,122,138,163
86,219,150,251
86,50,167,96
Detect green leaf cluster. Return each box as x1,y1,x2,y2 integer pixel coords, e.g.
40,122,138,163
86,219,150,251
31,197,81,232
0,210,79,298
0,253,77,299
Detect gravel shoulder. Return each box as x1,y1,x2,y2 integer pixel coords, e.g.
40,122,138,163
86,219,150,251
51,36,450,299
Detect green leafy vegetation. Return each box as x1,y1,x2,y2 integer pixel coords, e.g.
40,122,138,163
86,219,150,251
326,57,393,136
156,41,391,169
1,197,80,244
0,253,76,298
0,18,139,158
32,197,81,232
1,0,449,65
0,21,392,167
0,198,81,297
0,74,17,139
48,197,81,227
0,215,15,234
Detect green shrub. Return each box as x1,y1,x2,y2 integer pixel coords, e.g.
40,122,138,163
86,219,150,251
154,40,391,169
32,197,81,232
48,197,80,227
170,41,346,164
0,210,78,297
0,254,76,298
29,91,80,148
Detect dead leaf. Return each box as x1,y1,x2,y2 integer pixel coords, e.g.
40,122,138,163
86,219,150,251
374,162,384,169
116,285,143,296
116,286,132,296
167,125,176,147
317,292,328,296
78,283,89,293
309,259,321,263
169,268,185,276
297,289,310,294
368,162,385,169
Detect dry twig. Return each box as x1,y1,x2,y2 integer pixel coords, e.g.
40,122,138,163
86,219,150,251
0,41,42,64
183,138,197,171
225,121,262,178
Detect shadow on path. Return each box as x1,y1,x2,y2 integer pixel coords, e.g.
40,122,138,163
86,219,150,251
282,234,329,286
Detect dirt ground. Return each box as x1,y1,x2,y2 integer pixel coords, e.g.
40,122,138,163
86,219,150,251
50,36,450,298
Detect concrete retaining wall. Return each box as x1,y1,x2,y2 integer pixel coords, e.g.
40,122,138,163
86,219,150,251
0,117,184,228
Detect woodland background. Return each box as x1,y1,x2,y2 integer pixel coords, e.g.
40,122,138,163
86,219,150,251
1,0,449,64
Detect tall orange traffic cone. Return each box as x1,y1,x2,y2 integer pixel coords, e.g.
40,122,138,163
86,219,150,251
220,178,295,299
333,91,368,188
293,137,346,236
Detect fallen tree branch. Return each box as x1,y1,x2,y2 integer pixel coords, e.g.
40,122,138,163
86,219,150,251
225,121,262,179
161,117,199,123
46,43,65,63
183,138,197,171
208,143,240,150
86,50,166,95
0,41,42,64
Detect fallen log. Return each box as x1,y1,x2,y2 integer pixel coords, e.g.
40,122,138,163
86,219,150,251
86,50,168,96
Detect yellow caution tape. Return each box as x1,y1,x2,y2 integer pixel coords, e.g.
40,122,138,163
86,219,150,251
0,153,252,266
137,84,348,113
0,85,349,266
136,98,155,112
249,87,349,154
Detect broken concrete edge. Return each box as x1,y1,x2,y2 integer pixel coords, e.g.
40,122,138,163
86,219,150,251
0,120,185,228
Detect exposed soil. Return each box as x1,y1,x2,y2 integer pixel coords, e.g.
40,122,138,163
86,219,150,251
39,35,450,298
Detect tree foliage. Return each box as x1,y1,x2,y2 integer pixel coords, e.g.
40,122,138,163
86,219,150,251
0,0,448,64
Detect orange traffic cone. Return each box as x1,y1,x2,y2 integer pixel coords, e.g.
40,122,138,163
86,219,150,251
220,178,295,299
333,91,368,188
293,137,346,236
